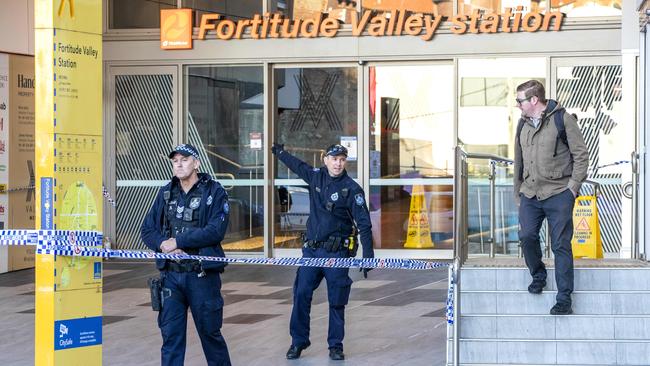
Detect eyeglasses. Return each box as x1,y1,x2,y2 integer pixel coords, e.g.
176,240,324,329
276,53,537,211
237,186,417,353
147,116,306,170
515,96,533,105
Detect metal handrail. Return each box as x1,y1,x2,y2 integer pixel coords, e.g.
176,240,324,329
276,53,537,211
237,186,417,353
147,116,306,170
452,146,513,366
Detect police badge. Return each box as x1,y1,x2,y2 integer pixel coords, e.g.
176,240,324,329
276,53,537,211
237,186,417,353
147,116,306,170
331,192,339,201
206,195,213,206
189,197,201,209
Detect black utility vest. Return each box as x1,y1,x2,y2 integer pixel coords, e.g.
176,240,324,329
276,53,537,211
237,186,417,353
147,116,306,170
165,184,203,254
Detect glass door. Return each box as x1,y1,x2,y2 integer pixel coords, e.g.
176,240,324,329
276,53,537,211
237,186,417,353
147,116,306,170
551,57,627,257
457,57,547,256
367,63,455,258
272,64,360,254
184,65,265,254
107,66,178,250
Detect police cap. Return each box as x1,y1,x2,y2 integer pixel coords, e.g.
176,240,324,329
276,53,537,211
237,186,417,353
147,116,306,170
168,144,200,160
325,144,348,157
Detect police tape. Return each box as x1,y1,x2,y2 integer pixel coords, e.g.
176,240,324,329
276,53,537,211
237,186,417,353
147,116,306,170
0,229,103,246
446,281,455,324
0,229,455,323
35,244,448,270
492,159,631,171
102,185,117,207
590,160,630,170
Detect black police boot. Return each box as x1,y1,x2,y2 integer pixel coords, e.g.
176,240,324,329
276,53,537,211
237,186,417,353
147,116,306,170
286,342,310,360
329,347,345,361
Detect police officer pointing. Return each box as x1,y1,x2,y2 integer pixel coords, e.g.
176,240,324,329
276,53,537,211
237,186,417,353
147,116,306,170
272,142,374,361
141,144,231,366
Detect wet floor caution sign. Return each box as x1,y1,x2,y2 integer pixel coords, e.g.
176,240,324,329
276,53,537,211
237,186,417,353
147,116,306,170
571,195,603,259
404,185,434,248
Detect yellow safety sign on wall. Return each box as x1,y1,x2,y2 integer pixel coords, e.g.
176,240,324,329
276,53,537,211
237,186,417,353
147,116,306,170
404,185,434,248
571,195,603,259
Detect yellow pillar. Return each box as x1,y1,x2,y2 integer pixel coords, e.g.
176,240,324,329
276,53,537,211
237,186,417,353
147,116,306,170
35,1,103,364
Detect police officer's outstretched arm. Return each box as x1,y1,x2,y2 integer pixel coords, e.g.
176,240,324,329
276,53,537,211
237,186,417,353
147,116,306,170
272,142,318,183
141,187,169,252
349,189,374,277
174,184,230,250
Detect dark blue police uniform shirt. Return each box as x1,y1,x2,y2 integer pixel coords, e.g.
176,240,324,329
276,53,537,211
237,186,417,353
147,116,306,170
278,151,374,259
140,172,230,271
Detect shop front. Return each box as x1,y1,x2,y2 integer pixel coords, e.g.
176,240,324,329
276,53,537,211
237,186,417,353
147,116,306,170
103,0,630,260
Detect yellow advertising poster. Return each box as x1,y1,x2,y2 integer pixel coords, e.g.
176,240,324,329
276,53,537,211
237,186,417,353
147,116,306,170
35,0,103,364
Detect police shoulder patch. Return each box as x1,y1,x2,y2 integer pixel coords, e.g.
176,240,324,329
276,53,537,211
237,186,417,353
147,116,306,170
355,193,365,206
223,201,230,214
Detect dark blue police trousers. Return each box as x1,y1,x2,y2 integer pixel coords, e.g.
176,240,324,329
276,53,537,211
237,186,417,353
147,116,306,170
290,247,353,350
519,189,575,305
158,269,231,366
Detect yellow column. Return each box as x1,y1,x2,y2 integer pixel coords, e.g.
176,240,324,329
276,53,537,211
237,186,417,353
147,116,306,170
35,1,103,364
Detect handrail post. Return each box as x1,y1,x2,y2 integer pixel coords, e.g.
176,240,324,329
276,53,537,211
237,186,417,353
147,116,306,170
632,151,640,259
489,161,496,258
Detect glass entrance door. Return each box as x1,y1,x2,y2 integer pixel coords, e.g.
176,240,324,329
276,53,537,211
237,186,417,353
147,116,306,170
185,65,265,254
273,64,360,252
551,57,627,257
367,64,454,258
107,66,178,250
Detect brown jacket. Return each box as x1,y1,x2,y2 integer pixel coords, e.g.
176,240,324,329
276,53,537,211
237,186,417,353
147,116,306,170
514,100,589,202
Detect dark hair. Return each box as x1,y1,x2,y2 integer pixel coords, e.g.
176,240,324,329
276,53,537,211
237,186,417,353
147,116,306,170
516,80,547,103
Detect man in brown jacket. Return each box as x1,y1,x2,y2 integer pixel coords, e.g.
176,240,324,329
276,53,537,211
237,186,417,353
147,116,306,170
513,80,589,315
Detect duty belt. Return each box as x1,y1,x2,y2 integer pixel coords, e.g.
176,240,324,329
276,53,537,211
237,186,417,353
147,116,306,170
165,260,201,273
304,236,350,252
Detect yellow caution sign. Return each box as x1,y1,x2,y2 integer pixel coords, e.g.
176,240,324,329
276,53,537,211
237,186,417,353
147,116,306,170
571,195,603,259
404,185,435,248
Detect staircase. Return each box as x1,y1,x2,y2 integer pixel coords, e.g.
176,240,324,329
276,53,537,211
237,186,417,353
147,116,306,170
447,259,650,365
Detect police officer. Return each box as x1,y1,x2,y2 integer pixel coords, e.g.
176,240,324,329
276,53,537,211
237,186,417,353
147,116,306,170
272,142,374,361
141,144,231,366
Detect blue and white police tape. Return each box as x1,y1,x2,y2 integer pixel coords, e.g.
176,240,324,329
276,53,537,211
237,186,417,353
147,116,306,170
35,243,448,270
491,159,631,171
446,281,455,324
590,160,630,170
0,229,103,246
0,229,455,323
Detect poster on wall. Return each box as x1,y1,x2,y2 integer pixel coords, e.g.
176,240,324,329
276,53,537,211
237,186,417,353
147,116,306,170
0,53,35,273
340,136,357,161
8,54,35,271
0,54,8,273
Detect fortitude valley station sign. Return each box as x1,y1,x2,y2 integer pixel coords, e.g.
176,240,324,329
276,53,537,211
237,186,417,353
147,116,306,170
160,7,564,49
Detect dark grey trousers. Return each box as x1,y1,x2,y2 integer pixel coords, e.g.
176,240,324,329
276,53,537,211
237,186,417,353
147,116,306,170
519,189,575,305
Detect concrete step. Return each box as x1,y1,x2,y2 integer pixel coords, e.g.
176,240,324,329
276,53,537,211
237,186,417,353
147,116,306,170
447,266,650,365
460,290,650,315
460,267,650,292
455,315,650,340
446,339,650,365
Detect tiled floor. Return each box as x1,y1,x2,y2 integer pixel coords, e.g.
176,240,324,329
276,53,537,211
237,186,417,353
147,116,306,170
0,261,449,365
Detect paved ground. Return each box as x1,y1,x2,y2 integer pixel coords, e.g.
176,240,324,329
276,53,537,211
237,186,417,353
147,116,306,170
0,261,449,365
